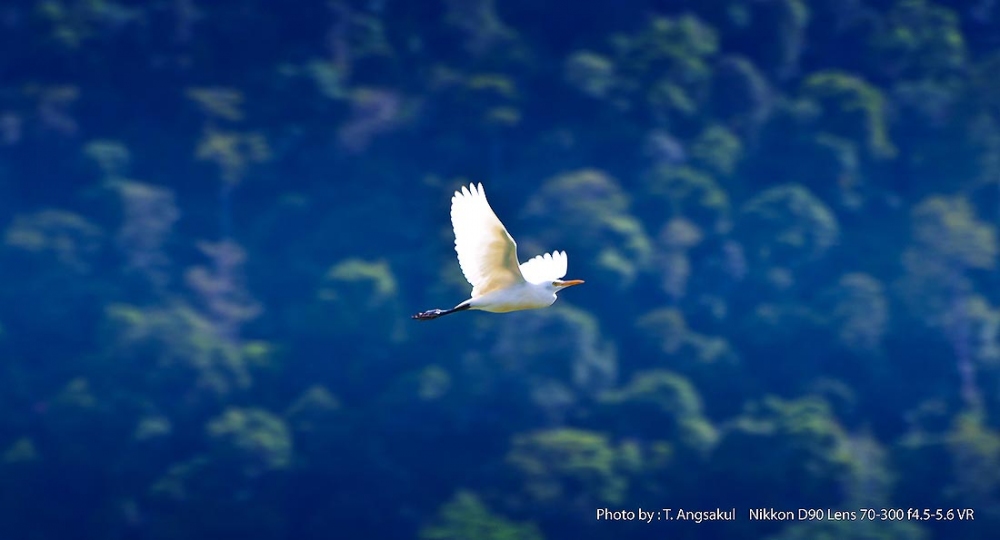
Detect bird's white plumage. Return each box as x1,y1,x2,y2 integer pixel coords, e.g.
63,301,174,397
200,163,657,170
451,183,524,297
413,182,581,319
519,250,568,283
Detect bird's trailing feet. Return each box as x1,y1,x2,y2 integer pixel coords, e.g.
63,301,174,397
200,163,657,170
412,303,470,321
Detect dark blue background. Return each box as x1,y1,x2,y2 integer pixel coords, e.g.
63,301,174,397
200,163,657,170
0,1,998,538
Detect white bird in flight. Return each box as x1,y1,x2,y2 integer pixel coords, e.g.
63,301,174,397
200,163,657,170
413,183,584,320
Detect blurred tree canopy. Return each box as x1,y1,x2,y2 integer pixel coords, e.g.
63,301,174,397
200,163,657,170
1,1,1000,539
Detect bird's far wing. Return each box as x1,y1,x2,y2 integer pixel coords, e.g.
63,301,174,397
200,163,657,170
451,183,524,297
518,250,568,284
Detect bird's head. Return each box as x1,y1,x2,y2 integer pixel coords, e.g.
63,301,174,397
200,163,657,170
552,279,584,292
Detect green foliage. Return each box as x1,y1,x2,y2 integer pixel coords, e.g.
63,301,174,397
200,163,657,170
104,302,250,395
84,139,130,178
636,307,738,366
636,307,688,355
661,216,702,250
467,75,517,100
486,305,617,405
710,55,773,128
284,385,345,461
325,258,398,299
739,183,840,265
185,87,271,184
841,433,895,506
608,15,718,123
195,128,271,185
7,1,1000,538
824,273,889,354
944,296,1000,366
644,165,730,233
420,491,544,540
898,195,998,326
187,88,246,122
332,8,393,62
21,84,79,136
111,180,180,288
564,51,617,100
613,15,718,82
770,0,809,76
801,71,897,159
506,429,632,507
442,0,517,56
690,124,744,177
806,134,862,203
895,406,1000,534
601,370,703,421
427,68,522,131
523,169,651,284
712,396,854,506
4,209,103,272
3,437,38,463
206,407,293,475
305,60,349,100
599,370,718,454
654,217,704,300
946,411,1000,507
873,0,967,81
339,87,413,151
134,415,172,441
185,240,262,337
732,0,809,79
37,0,140,49
418,365,452,401
910,195,997,270
55,377,97,409
318,257,406,341
286,385,340,428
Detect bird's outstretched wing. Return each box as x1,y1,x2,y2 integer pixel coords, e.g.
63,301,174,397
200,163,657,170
518,250,568,284
451,183,524,297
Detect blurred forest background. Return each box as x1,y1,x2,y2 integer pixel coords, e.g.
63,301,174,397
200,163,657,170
2,0,1000,538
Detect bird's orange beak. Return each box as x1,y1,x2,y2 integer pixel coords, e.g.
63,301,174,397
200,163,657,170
556,279,584,288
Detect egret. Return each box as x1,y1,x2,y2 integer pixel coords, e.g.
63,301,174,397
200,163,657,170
413,183,584,320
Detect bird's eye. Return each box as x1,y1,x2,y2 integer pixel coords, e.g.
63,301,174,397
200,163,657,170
551,281,559,286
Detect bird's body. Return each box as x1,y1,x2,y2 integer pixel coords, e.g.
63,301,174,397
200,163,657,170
466,280,559,313
413,183,583,320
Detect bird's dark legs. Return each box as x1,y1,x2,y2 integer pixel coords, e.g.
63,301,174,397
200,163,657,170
412,303,470,320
